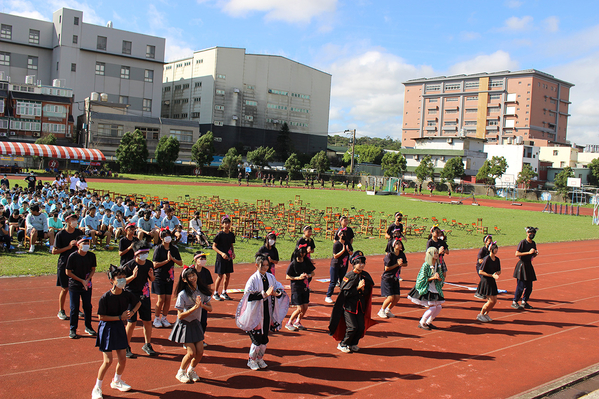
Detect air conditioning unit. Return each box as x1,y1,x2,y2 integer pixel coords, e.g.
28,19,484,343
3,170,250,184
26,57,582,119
10,131,16,135
0,132,7,137
33,132,41,137
65,132,72,138
447,138,453,144
232,115,238,120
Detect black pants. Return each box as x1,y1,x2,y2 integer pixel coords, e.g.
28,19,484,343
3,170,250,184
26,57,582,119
248,302,270,346
513,279,533,303
342,309,364,347
69,289,93,331
0,234,11,248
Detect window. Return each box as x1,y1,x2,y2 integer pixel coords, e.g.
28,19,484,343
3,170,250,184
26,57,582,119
184,61,191,67
425,84,440,92
489,79,503,88
181,113,188,118
215,105,225,111
119,96,128,104
144,69,154,83
268,89,288,96
465,108,477,113
245,100,257,106
181,98,188,104
553,150,559,156
164,86,171,92
245,115,254,121
196,59,203,64
489,94,501,100
135,126,160,140
16,101,42,117
174,85,181,90
267,104,287,110
193,97,201,102
427,109,438,115
445,83,461,91
427,120,436,126
71,63,76,72
95,62,105,76
120,66,130,79
97,36,107,50
445,109,458,114
291,92,310,99
42,105,67,118
182,83,189,89
191,112,200,118
97,124,124,137
291,107,309,113
72,35,78,44
56,61,59,71
464,120,477,126
42,123,66,134
246,84,255,90
290,122,308,127
216,89,225,95
169,129,193,142
428,98,438,103
122,40,132,55
466,96,478,101
10,120,40,131
194,82,202,88
446,97,458,102
27,56,38,70
1,25,12,40
142,99,152,112
29,29,40,44
444,121,457,126
465,81,479,89
146,45,155,59
487,120,499,126
214,121,224,126
74,16,79,25
217,74,226,79
488,106,500,113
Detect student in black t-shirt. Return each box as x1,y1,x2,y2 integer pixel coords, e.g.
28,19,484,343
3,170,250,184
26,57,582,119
385,212,404,240
378,238,407,319
256,232,279,275
192,251,214,346
65,236,97,339
24,172,36,191
152,229,182,328
474,235,493,300
334,215,355,251
118,223,139,266
325,231,351,303
91,265,141,399
52,212,84,321
512,227,539,310
476,243,501,323
285,245,315,331
212,216,235,301
123,241,156,358
426,226,449,275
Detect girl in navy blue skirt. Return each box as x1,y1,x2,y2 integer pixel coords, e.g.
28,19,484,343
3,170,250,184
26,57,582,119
92,265,141,399
169,267,213,384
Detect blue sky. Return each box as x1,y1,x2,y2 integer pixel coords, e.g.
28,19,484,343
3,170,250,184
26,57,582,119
4,0,599,145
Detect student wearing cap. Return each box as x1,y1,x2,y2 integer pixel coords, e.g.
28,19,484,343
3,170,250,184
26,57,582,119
385,212,404,240
285,244,316,331
407,247,445,331
512,227,539,310
65,236,97,338
191,251,214,345
236,255,289,371
328,251,376,353
52,212,84,321
119,223,139,266
25,204,49,253
256,232,279,275
379,238,407,319
123,241,156,358
152,228,182,328
212,215,236,301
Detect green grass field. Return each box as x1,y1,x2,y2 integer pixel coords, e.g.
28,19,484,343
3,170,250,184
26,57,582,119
1,179,597,277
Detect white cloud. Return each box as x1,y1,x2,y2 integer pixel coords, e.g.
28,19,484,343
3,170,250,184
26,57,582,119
5,0,48,20
505,0,523,8
216,0,337,23
498,16,534,32
145,5,195,62
543,16,559,33
460,31,481,41
448,50,519,75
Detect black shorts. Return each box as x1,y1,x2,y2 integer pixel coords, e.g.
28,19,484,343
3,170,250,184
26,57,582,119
215,258,234,275
141,232,152,240
56,266,69,288
290,287,310,305
152,279,173,296
381,275,400,297
128,295,151,322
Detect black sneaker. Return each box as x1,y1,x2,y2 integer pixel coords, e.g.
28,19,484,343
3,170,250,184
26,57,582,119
142,343,157,356
57,310,69,320
221,293,233,301
69,330,79,339
79,311,85,318
522,302,534,309
126,346,137,359
85,327,97,336
511,302,524,310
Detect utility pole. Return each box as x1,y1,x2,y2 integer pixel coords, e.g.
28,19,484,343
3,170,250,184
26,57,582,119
350,129,356,175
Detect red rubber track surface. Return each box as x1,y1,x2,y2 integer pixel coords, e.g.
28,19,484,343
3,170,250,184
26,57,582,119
1,240,598,398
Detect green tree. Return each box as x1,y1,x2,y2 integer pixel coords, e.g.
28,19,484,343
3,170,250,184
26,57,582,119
381,152,407,178
309,150,330,174
476,156,508,195
191,131,215,169
517,164,539,190
415,155,434,185
115,129,148,173
154,136,180,174
219,147,242,178
588,158,599,186
488,156,508,181
343,145,385,165
247,146,276,170
284,153,302,179
33,134,57,169
554,166,575,197
276,122,293,162
440,157,465,194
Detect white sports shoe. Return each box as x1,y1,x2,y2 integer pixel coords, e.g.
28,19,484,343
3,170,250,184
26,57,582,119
152,318,162,328
476,314,488,323
188,368,200,382
324,297,334,304
29,245,35,253
385,309,395,318
247,359,260,370
176,369,191,383
161,317,172,328
337,343,351,353
377,309,388,319
256,359,268,369
91,386,103,399
484,314,493,322
110,379,131,392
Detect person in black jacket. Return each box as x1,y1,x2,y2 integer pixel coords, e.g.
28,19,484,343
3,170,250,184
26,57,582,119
328,251,376,353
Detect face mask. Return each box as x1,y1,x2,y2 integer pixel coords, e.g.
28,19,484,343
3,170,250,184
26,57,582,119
138,253,149,261
199,259,207,267
116,278,126,289
99,209,104,214
70,220,78,228
80,244,90,252
163,236,172,243
86,195,91,198
268,239,276,246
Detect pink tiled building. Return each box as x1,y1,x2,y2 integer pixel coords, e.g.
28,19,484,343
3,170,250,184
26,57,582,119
401,69,573,148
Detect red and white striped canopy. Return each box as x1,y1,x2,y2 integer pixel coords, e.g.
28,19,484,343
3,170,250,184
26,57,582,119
0,142,105,161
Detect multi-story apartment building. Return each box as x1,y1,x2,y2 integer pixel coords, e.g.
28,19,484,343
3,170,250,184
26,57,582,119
0,8,165,120
402,69,574,148
162,47,331,154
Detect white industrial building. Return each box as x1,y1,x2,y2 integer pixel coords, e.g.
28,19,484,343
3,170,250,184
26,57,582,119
0,8,165,119
161,47,331,154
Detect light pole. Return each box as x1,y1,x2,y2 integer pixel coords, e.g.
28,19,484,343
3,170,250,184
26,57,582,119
344,129,356,175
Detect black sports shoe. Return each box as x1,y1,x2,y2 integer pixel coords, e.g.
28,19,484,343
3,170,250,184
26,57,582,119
126,347,136,358
69,330,79,339
522,302,534,309
221,293,233,301
142,343,157,356
57,310,69,320
511,302,523,309
79,311,85,318
85,327,97,336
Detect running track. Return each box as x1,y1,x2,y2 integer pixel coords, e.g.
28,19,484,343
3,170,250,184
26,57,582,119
1,240,598,398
